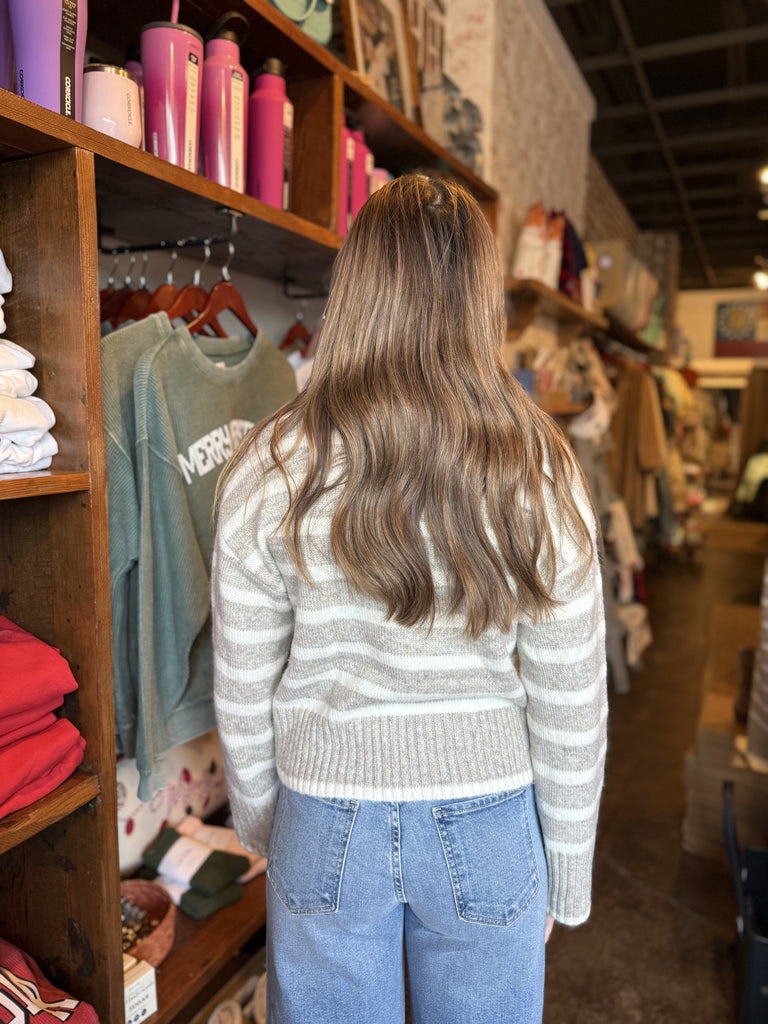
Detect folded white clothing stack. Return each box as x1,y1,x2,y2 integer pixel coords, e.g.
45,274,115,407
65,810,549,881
0,338,59,474
0,249,11,334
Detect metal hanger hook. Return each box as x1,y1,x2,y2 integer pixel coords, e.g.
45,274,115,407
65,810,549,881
221,240,235,282
137,253,149,290
193,241,212,287
165,250,178,285
124,254,136,287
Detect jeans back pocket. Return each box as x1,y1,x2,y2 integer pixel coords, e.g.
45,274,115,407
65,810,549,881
432,786,541,927
267,787,359,915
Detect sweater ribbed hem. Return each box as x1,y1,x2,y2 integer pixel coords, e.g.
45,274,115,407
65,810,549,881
273,703,533,802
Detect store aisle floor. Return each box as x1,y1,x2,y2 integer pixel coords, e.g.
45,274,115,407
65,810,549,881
542,536,765,1023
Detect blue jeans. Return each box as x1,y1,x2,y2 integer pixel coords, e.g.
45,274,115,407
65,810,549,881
265,784,548,1023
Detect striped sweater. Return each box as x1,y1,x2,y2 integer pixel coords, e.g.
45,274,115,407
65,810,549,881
212,431,607,926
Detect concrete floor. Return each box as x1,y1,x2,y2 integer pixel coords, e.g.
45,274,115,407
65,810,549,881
543,541,765,1024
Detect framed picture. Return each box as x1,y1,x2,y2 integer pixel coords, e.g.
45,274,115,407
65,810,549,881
342,0,418,121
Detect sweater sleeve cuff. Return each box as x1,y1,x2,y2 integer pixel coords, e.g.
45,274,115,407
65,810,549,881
545,844,596,926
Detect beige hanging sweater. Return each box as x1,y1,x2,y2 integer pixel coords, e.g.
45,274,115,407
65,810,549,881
212,430,608,926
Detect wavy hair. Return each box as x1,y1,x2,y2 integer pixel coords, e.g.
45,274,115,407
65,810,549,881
220,174,593,638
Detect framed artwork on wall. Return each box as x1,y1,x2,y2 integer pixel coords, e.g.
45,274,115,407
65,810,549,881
342,0,418,121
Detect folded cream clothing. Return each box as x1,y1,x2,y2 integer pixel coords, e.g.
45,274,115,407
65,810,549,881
0,367,37,397
0,394,55,443
0,432,58,472
0,249,11,294
0,338,34,369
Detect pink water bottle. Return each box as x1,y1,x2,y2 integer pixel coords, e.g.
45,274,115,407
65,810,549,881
338,120,353,236
8,0,87,119
141,20,203,171
201,11,249,193
349,124,373,223
247,59,293,211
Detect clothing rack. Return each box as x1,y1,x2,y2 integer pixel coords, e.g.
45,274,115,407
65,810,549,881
98,208,243,257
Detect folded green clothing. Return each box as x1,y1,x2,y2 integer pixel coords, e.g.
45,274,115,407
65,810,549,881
177,882,243,920
142,825,250,897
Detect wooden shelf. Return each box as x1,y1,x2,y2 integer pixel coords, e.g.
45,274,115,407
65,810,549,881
0,470,90,501
505,278,608,341
150,875,267,1024
596,313,669,363
0,770,100,854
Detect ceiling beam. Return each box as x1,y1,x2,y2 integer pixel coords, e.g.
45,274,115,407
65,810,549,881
580,24,768,71
597,124,767,156
636,207,761,224
602,0,717,284
610,159,767,184
596,83,768,120
626,186,760,206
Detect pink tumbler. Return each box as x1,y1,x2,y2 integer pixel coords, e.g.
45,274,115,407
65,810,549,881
8,0,87,119
349,125,373,223
141,21,203,172
247,58,293,211
338,121,353,236
201,11,249,192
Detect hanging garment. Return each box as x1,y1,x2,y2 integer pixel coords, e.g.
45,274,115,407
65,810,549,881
607,361,668,529
101,312,176,757
130,326,296,799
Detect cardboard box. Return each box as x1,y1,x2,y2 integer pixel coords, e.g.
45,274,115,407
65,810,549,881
124,958,158,1024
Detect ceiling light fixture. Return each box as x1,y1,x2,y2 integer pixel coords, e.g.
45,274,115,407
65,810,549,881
760,166,768,189
753,270,768,290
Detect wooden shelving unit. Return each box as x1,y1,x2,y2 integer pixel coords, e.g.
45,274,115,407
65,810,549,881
0,3,498,1021
505,277,608,343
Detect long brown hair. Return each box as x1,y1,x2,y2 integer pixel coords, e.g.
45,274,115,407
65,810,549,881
220,174,593,637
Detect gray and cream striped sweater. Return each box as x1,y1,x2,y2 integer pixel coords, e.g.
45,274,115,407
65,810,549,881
212,431,607,926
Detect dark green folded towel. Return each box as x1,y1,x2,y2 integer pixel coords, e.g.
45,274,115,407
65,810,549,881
142,826,249,896
178,882,243,920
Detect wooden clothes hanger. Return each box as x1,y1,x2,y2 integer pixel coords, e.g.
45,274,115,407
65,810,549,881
186,241,259,337
279,313,312,355
142,250,180,317
100,254,137,323
112,253,151,327
165,242,226,336
99,253,119,308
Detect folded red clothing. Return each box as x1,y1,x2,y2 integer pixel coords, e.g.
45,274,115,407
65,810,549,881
0,616,78,716
1,703,67,737
0,936,99,1022
0,718,86,819
0,709,57,748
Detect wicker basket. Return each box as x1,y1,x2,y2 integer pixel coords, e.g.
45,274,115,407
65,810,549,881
120,879,176,967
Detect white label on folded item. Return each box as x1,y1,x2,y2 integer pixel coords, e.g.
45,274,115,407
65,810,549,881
157,835,210,885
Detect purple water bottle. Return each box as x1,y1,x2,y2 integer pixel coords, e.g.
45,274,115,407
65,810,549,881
8,0,87,119
247,58,293,211
0,0,13,95
201,11,249,193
